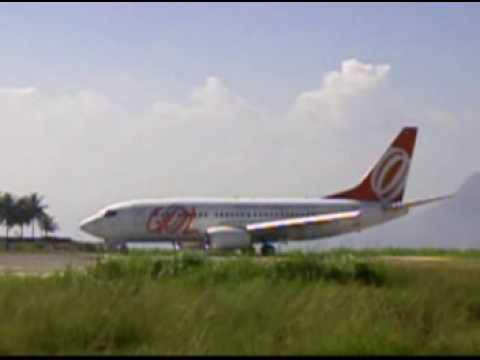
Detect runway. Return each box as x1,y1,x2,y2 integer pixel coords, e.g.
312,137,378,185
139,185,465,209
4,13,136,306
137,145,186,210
0,253,99,276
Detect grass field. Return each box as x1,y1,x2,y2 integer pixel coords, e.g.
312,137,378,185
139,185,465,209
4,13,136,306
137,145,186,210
1,249,480,355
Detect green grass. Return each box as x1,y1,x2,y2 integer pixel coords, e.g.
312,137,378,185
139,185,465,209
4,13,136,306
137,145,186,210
1,250,480,355
277,247,480,258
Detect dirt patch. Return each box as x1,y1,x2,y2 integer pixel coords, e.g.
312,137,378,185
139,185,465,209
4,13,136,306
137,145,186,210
0,253,99,275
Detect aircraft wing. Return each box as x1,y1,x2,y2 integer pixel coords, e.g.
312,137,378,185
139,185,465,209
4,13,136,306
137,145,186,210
245,210,361,242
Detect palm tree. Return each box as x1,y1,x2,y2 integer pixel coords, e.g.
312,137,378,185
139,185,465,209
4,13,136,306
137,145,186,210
26,193,46,239
2,193,16,239
0,192,56,248
0,193,4,218
38,212,58,238
15,196,32,239
0,193,17,249
0,193,6,246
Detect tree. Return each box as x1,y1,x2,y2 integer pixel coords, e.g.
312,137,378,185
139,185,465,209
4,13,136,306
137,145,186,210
0,194,5,229
15,196,32,239
0,192,56,249
0,193,17,239
38,212,58,238
26,193,47,239
0,193,17,250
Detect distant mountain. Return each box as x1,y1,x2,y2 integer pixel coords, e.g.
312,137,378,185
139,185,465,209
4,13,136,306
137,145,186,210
285,173,480,251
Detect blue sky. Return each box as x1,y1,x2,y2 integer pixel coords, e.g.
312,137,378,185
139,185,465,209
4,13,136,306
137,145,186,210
1,3,479,110
0,3,479,239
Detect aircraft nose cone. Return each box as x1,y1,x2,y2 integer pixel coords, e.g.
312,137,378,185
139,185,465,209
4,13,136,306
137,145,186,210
80,218,92,234
80,216,99,236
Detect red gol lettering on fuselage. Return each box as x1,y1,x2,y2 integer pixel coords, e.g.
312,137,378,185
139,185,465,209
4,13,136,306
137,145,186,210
146,205,197,235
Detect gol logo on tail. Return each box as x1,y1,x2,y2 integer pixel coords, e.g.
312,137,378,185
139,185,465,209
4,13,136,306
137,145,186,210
370,147,410,202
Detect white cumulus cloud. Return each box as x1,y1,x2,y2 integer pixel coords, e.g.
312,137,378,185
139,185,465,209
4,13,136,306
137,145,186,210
293,58,391,124
152,76,255,123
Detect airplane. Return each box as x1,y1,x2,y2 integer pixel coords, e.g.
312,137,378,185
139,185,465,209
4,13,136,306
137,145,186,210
79,127,452,255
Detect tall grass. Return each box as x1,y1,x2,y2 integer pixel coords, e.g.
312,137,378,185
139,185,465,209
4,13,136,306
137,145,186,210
0,251,480,354
278,247,480,258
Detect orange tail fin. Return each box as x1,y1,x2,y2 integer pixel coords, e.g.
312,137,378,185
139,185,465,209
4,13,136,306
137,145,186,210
327,127,418,204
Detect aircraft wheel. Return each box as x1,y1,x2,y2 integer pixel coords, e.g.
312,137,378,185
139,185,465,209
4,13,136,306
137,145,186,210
202,235,211,253
260,243,275,256
117,243,128,254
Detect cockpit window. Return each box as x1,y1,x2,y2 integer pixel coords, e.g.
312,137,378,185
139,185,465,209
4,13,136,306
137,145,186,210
104,210,118,218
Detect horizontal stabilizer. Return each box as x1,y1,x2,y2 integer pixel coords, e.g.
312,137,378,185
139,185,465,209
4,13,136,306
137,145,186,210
390,194,454,210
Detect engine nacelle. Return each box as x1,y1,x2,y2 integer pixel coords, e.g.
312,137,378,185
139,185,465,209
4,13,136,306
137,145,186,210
205,226,252,250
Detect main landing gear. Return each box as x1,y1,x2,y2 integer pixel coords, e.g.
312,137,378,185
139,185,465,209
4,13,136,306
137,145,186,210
202,235,211,253
260,241,276,256
119,242,128,254
171,240,182,253
106,242,128,254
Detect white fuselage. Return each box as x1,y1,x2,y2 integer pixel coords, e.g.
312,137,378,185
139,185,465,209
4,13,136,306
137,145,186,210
79,197,407,245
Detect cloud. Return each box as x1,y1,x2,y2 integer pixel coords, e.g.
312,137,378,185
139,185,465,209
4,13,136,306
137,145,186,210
0,86,37,95
0,58,473,246
0,88,124,238
152,76,256,123
293,58,390,124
